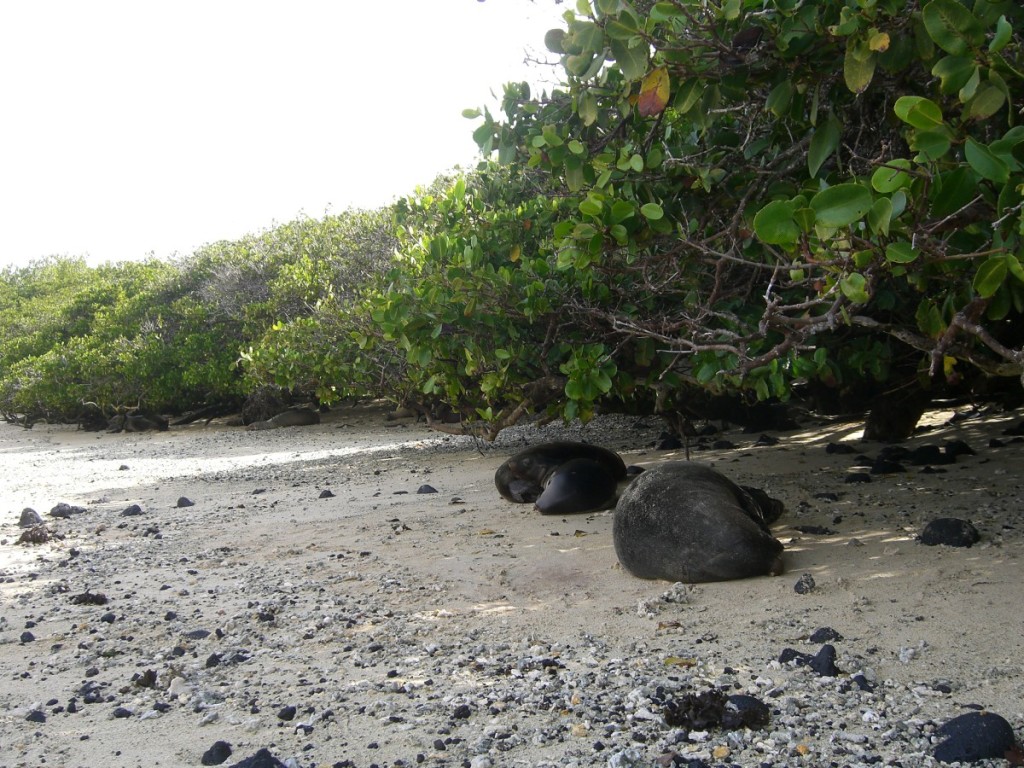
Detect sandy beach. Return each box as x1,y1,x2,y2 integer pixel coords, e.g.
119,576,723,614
1,403,1021,767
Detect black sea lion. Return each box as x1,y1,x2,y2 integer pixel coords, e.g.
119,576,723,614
613,462,785,583
495,441,627,514
247,408,321,430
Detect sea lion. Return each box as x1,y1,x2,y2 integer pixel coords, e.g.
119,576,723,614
613,462,785,583
247,408,321,430
495,441,627,514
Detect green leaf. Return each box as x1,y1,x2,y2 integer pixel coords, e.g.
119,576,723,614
579,198,603,216
610,200,636,224
609,37,649,81
973,256,1007,298
651,2,684,22
544,28,567,54
916,300,947,337
840,273,870,304
640,203,664,220
578,91,599,126
922,0,984,56
565,158,585,192
966,84,1006,121
765,80,793,117
808,115,841,177
870,158,912,193
753,200,800,246
673,78,704,114
868,197,893,236
965,137,1009,183
893,96,945,130
885,241,920,263
990,15,1012,53
809,184,874,228
910,129,952,162
843,44,876,94
930,166,978,217
931,55,976,95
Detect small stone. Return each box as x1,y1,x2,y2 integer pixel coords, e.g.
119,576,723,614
825,442,856,454
49,502,86,518
417,484,438,494
809,644,841,677
99,612,116,624
919,518,980,548
794,573,816,594
25,709,46,723
870,458,906,474
809,627,843,643
452,703,472,719
121,504,144,516
112,706,133,718
845,472,872,484
277,705,297,721
176,496,195,507
933,711,1020,764
201,740,233,765
19,508,43,527
318,489,335,498
20,631,35,643
225,748,289,768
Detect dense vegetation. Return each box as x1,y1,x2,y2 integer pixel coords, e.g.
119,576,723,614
2,0,1022,438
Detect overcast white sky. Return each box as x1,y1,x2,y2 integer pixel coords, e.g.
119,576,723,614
0,1,567,269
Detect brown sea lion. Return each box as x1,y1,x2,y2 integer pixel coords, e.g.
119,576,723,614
247,408,321,430
613,462,785,583
495,441,627,514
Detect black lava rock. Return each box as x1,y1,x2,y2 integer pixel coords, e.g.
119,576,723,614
452,703,472,719
112,707,132,718
870,458,906,474
794,573,816,594
227,749,290,768
852,673,876,692
19,631,35,643
318,489,335,498
1001,419,1024,436
70,590,108,606
723,694,770,729
176,496,195,507
943,439,975,459
809,627,843,643
907,445,948,465
794,525,837,535
919,518,980,548
201,740,233,765
664,689,727,729
933,711,1020,764
845,472,872,484
18,507,43,527
779,644,841,677
825,442,857,455
657,435,683,450
417,484,438,494
277,705,297,722
121,504,144,516
25,709,46,723
809,644,841,677
49,502,86,518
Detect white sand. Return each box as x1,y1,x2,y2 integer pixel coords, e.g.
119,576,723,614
0,404,1021,767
